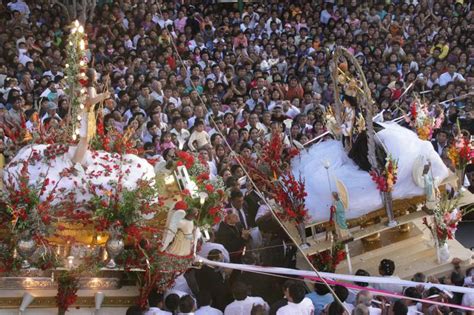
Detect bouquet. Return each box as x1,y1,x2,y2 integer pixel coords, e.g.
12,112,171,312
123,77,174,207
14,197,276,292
370,155,398,192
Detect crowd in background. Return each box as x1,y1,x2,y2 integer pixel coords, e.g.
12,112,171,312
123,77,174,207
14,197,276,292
0,0,473,314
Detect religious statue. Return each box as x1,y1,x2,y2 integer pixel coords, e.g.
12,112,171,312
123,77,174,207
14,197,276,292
331,192,351,240
413,156,439,210
161,201,198,256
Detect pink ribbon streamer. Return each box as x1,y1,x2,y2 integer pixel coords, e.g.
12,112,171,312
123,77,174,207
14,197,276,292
306,276,474,312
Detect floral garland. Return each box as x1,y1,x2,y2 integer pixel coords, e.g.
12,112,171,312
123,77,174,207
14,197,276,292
310,242,346,272
369,155,398,192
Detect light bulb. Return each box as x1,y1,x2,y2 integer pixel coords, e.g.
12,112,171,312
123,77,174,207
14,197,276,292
79,61,85,66
80,104,84,109
71,28,77,34
77,115,82,120
74,20,80,27
69,41,73,46
79,40,85,50
78,25,84,33
72,134,77,141
65,64,69,68
75,129,80,135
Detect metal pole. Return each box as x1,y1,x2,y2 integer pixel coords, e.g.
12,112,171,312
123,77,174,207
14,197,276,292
344,244,353,274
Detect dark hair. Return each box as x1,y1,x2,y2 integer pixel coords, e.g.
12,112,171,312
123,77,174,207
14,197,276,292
126,305,143,315
230,189,243,200
355,269,370,287
288,282,306,304
379,259,395,276
164,293,180,312
328,301,345,315
225,176,238,188
314,282,331,295
404,287,421,299
232,281,248,300
148,290,164,308
207,249,222,261
392,300,408,315
197,290,212,308
334,285,349,302
179,295,195,313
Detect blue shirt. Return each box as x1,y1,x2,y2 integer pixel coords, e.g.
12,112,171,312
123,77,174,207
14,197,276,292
305,292,334,315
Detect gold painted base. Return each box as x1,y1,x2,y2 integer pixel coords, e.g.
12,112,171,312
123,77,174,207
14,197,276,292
361,232,381,243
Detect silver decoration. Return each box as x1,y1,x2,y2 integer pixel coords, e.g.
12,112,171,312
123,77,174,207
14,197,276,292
105,236,124,269
16,237,37,269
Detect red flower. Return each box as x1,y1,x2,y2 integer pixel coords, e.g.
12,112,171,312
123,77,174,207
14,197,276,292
205,184,214,193
174,200,188,210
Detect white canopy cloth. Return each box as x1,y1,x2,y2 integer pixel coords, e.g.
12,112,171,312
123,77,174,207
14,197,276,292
291,123,449,223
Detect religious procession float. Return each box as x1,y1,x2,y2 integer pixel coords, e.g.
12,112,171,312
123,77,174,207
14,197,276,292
0,22,472,313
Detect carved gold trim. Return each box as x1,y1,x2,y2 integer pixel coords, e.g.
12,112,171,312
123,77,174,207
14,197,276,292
0,295,138,309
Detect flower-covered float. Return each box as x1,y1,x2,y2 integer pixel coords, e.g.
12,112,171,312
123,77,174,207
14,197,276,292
0,21,227,313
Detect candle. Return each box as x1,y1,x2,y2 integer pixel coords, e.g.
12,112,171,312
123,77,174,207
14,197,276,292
67,256,74,269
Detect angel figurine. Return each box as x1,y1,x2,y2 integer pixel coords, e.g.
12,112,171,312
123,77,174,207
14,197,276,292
161,201,198,256
412,156,439,209
330,178,351,240
331,192,351,240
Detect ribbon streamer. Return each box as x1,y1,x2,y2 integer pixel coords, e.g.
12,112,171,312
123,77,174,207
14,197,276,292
197,256,474,296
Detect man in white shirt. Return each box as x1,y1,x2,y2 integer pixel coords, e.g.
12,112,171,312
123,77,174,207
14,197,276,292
144,290,171,315
170,117,191,149
372,259,404,295
439,64,465,86
277,282,314,315
195,291,223,315
224,281,269,315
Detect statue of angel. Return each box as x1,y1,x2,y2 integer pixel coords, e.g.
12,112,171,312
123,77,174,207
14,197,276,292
161,202,198,256
412,155,439,209
330,178,351,240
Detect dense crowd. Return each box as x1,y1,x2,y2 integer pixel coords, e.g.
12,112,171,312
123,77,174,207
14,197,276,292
0,0,473,314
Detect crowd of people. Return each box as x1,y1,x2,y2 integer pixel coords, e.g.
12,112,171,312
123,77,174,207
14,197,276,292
0,0,473,314
128,258,474,315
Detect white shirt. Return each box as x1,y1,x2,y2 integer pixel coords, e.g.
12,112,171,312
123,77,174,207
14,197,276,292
170,274,193,297
438,72,465,86
224,296,269,315
462,292,474,307
198,242,230,262
144,307,172,315
372,276,404,295
7,0,30,15
195,305,223,315
276,297,314,315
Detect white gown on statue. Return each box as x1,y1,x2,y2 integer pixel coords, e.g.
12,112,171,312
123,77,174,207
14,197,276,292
3,144,156,204
291,122,449,223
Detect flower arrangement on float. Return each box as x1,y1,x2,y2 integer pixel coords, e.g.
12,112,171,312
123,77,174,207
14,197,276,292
447,137,474,187
309,242,346,273
174,150,226,228
406,100,436,141
422,192,473,263
369,155,398,193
